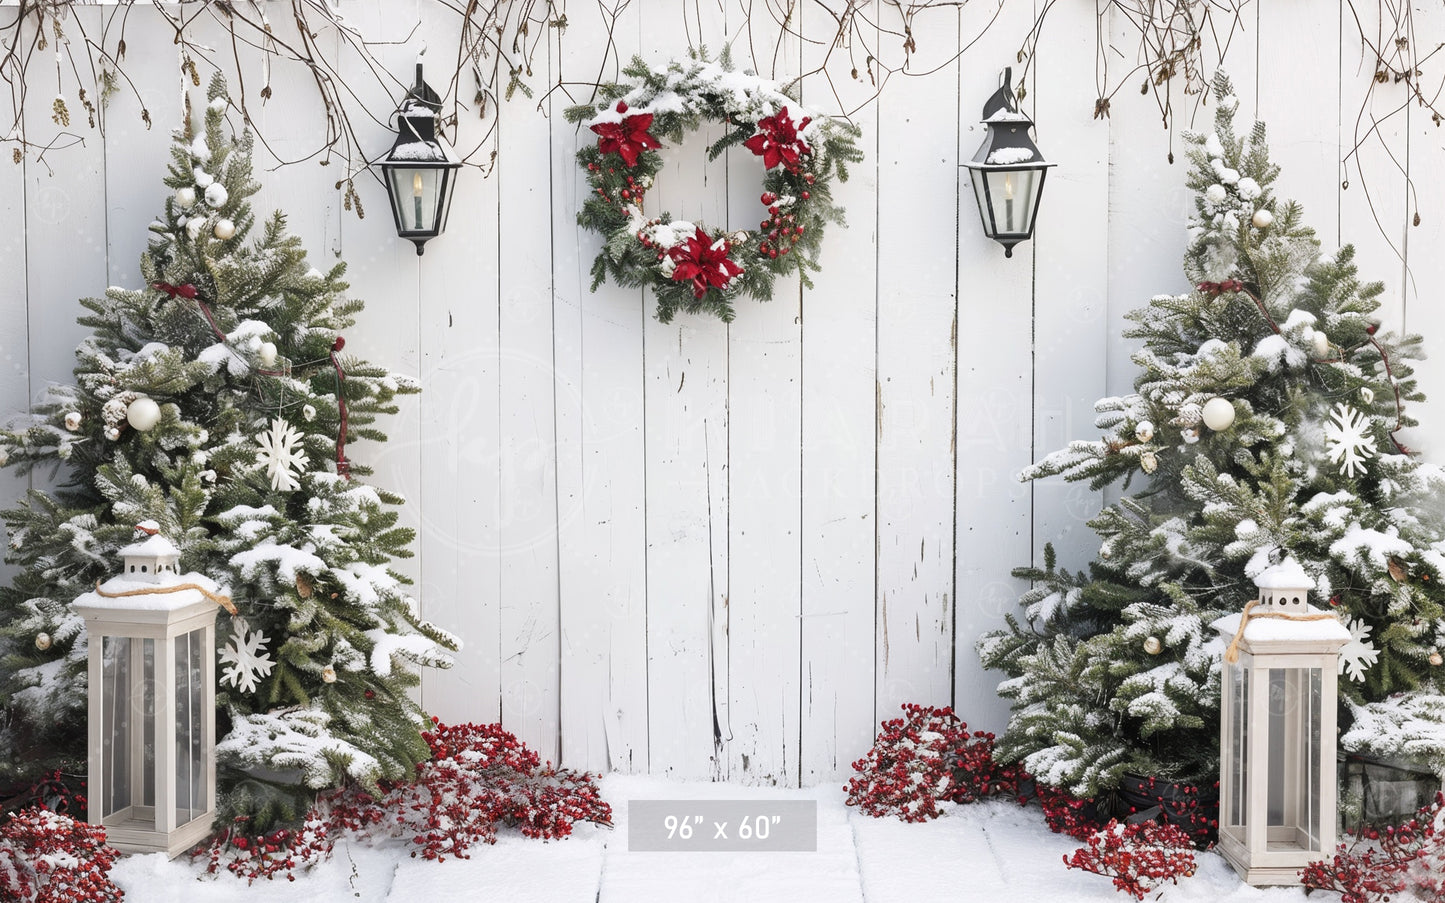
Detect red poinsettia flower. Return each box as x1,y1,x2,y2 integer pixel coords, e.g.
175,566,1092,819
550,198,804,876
668,227,744,299
590,100,662,167
743,107,812,171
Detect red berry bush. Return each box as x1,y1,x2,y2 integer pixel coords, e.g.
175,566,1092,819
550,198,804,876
845,704,1025,822
199,721,612,882
1063,819,1198,900
0,806,124,903
1037,784,1106,840
1301,791,1445,903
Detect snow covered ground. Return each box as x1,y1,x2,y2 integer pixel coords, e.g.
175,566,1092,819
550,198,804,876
111,774,1326,903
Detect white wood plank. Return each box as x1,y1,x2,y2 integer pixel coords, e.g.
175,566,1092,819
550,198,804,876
0,40,28,586
1402,0,1445,458
553,0,651,774
100,3,176,290
1023,0,1111,726
495,4,562,760
641,0,733,781
876,10,960,720
722,0,803,786
1339,3,1410,330
1256,3,1340,247
23,4,108,392
797,0,879,783
953,0,1036,733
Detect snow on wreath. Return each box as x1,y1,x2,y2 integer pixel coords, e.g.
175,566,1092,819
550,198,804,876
566,49,863,323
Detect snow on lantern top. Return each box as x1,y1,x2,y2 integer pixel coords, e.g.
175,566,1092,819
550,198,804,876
1253,557,1314,611
1213,558,1349,650
117,521,182,585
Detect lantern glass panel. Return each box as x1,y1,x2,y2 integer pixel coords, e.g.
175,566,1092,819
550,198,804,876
980,168,1043,236
101,636,155,822
1261,666,1327,853
175,628,206,827
388,167,451,235
1225,659,1249,837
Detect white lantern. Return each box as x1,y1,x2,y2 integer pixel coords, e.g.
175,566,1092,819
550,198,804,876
72,525,221,857
1213,558,1350,885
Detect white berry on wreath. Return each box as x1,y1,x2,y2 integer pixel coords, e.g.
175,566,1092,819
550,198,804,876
566,51,862,323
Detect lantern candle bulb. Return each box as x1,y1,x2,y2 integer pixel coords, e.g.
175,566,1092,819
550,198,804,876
1004,174,1015,233
412,172,424,230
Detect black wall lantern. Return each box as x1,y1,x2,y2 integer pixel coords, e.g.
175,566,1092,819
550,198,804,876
380,63,461,255
962,68,1054,258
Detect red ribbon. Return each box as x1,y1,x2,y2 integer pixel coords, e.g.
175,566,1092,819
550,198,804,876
153,282,198,299
330,336,350,480
1197,280,1245,295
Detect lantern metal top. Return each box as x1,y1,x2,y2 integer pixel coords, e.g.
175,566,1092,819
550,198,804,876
386,64,460,166
964,68,1054,170
380,62,462,256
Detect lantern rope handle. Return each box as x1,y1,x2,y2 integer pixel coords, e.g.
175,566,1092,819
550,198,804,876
95,580,237,616
1223,599,1343,664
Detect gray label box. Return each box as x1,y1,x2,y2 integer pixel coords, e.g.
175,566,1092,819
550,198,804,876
628,800,818,852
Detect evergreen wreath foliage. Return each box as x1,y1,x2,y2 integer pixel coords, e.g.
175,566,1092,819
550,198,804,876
565,48,862,323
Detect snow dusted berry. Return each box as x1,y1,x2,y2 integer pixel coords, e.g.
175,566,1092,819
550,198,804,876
1134,420,1154,443
104,427,121,441
63,411,82,431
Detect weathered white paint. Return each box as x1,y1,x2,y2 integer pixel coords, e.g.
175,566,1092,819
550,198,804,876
3,1,1444,786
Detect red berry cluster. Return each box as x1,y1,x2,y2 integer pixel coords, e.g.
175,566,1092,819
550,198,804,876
1118,775,1218,846
0,806,123,903
1300,791,1445,903
844,704,1026,822
757,191,808,260
1036,784,1106,840
197,721,612,882
1063,819,1198,900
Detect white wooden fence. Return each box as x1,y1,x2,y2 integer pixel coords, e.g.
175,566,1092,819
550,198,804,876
3,1,1444,785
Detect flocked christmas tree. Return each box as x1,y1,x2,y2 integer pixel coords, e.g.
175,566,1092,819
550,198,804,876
0,75,458,829
980,72,1445,800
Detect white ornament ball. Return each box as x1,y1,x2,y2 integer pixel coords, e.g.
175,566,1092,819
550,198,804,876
214,218,236,240
205,183,229,208
321,666,337,684
1144,636,1163,655
1312,331,1331,358
104,427,121,441
258,342,277,367
175,186,197,209
1252,208,1274,229
34,632,51,652
126,397,162,432
63,411,82,431
1201,397,1236,431
1360,387,1375,405
1135,421,1155,443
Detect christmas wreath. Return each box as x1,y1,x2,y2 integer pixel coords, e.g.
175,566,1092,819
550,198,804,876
566,51,863,322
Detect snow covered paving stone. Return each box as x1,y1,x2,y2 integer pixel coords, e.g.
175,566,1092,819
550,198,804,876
105,778,1326,902
596,775,863,903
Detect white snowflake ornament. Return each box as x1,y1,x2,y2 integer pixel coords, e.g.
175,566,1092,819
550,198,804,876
219,619,275,694
1324,403,1377,478
1339,617,1380,683
255,417,308,491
